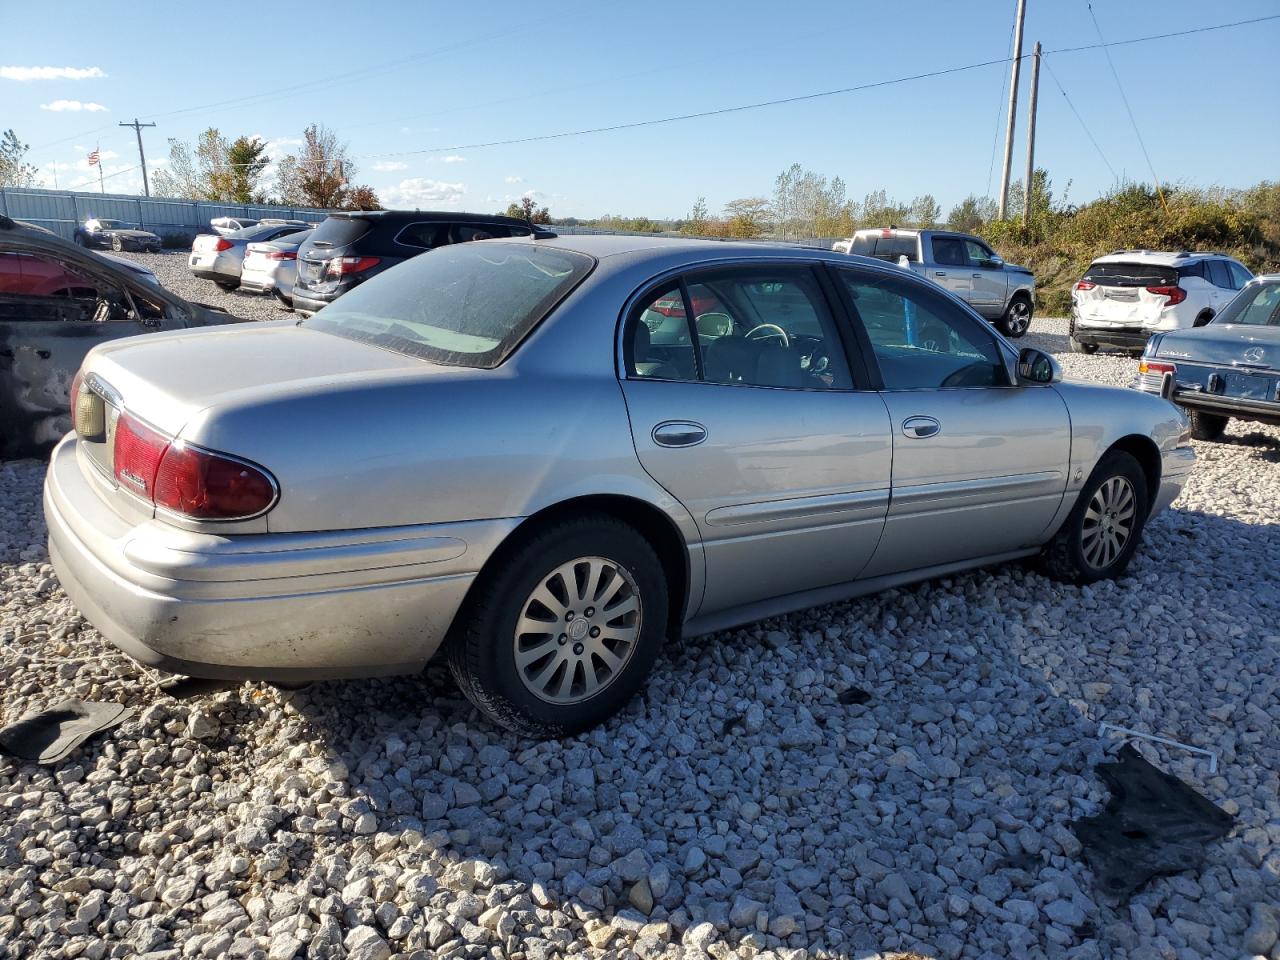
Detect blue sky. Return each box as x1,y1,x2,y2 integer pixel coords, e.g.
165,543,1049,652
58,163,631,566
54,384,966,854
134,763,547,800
5,0,1278,219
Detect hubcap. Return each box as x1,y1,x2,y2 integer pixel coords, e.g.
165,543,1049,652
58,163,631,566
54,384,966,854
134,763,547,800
513,556,641,704
1009,302,1030,334
1081,476,1136,569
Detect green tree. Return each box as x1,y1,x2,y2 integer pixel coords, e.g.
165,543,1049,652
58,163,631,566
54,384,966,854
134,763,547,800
723,197,769,238
683,196,710,235
908,194,941,228
504,195,551,223
225,136,270,203
946,194,998,233
274,125,376,209
151,138,203,199
0,129,39,188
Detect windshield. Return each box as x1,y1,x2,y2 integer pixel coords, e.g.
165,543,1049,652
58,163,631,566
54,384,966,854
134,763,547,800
304,241,595,367
96,219,126,229
1213,280,1280,327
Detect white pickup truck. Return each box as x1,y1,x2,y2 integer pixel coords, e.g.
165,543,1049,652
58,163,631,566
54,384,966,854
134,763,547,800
834,227,1037,337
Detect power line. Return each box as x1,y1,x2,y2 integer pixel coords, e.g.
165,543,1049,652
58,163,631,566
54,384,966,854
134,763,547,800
62,163,141,193
1084,2,1167,210
1042,59,1117,182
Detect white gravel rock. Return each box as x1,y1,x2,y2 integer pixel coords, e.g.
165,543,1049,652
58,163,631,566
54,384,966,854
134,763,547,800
2,315,1278,960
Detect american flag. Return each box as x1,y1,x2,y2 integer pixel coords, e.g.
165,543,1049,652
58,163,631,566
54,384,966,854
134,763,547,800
87,149,100,167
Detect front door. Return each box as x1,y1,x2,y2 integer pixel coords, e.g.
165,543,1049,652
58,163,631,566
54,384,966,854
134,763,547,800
619,265,892,616
925,235,972,303
964,238,1008,317
831,264,1070,577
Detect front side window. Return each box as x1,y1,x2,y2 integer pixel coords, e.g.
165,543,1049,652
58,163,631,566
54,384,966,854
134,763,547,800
396,222,451,249
964,239,998,267
1215,281,1280,327
838,269,1009,390
1227,261,1252,290
304,241,593,368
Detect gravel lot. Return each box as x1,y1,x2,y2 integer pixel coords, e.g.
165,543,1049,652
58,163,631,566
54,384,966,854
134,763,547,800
2,256,1278,960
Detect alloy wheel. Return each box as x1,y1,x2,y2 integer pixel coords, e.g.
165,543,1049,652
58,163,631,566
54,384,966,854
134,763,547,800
513,556,642,704
1081,476,1136,569
1007,300,1031,336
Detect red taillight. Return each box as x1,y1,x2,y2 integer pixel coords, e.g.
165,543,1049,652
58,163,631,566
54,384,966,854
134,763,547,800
266,250,297,261
1074,280,1096,291
154,444,276,520
1146,284,1186,306
112,412,276,519
1138,359,1177,376
113,413,169,500
214,238,233,252
324,255,381,278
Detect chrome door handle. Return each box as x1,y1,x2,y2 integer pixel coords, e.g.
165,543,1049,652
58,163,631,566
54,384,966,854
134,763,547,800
652,420,707,447
901,416,940,439
934,271,947,277
972,273,983,278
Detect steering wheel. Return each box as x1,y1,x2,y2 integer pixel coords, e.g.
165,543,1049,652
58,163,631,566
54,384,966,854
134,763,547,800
744,323,790,348
940,362,994,388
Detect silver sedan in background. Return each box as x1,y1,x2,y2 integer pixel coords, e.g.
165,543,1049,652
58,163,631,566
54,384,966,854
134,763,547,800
47,236,1193,736
238,229,313,307
188,221,310,290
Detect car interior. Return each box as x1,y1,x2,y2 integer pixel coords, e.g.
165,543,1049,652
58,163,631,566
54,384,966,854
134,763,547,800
0,250,166,325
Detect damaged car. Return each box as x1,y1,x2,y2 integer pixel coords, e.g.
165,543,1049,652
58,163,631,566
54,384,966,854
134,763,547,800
0,215,245,459
46,235,1193,736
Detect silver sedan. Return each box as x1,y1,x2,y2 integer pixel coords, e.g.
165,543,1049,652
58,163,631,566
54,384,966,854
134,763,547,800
47,236,1194,735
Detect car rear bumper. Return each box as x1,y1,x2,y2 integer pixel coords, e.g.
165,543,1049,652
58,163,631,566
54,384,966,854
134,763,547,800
44,435,520,681
1071,322,1152,350
1172,390,1280,427
238,273,276,294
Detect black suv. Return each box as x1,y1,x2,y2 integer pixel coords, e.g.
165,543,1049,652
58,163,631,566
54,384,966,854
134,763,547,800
292,211,549,315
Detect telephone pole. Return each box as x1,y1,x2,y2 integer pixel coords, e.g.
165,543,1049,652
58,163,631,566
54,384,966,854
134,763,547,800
1023,42,1042,229
119,118,157,197
996,0,1027,220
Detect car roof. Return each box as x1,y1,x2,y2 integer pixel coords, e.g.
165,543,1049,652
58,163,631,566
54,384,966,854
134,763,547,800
500,232,893,268
1091,249,1236,265
327,210,536,227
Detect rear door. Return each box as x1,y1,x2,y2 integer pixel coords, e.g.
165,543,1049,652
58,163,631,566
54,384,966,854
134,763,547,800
924,235,973,302
1205,259,1239,311
831,264,1070,577
619,263,892,616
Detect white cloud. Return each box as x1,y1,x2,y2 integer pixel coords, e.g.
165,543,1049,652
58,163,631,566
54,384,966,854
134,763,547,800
439,155,466,164
373,160,408,172
261,136,303,160
399,126,412,134
382,177,466,208
41,99,108,112
1,65,106,81
504,175,524,184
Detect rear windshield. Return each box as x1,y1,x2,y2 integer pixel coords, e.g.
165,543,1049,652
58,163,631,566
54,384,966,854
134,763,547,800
1082,261,1178,287
1214,280,1280,327
850,234,919,262
304,242,595,368
307,216,373,248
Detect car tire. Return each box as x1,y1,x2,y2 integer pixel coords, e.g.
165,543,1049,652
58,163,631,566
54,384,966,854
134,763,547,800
446,514,669,738
1040,450,1148,585
214,280,239,291
1188,409,1228,442
111,236,123,252
997,295,1033,338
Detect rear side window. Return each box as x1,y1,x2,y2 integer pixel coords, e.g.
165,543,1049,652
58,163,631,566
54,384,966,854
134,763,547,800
931,237,967,266
303,242,594,368
1082,262,1178,287
308,217,373,248
1207,260,1234,289
1178,261,1204,281
396,222,452,249
850,234,919,262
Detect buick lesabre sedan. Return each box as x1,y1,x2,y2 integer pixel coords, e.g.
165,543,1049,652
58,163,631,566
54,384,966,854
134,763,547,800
1135,275,1280,440
46,236,1194,735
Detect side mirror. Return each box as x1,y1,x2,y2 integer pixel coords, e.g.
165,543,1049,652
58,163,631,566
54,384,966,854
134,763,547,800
986,256,1005,269
1017,347,1061,384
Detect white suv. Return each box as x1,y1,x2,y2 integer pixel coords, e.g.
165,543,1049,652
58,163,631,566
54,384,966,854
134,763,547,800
1070,250,1253,354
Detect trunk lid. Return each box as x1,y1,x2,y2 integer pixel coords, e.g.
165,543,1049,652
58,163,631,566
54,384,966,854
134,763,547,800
75,322,431,519
1152,324,1280,370
1075,261,1179,328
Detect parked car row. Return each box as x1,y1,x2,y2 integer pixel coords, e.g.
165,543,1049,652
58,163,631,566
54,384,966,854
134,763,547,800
189,210,551,313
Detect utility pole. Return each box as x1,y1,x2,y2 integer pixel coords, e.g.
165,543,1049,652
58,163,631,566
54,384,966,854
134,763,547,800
1023,42,1042,229
997,0,1027,220
119,118,157,197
